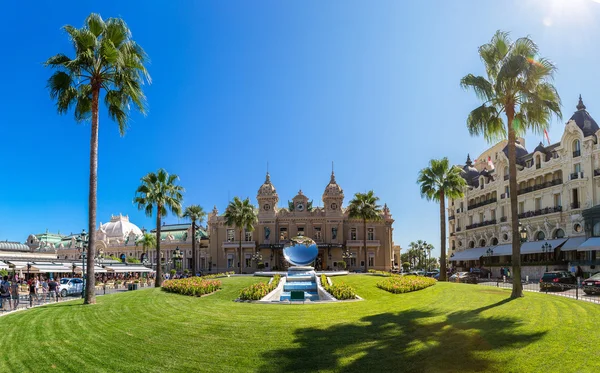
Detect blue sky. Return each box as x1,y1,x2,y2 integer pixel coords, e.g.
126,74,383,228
1,0,600,258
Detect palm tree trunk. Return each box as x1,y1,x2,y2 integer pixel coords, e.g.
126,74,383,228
155,207,163,287
239,228,243,274
84,85,100,305
364,219,368,272
191,220,196,276
507,109,523,298
439,190,447,281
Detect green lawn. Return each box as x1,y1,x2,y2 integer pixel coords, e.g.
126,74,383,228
0,275,599,373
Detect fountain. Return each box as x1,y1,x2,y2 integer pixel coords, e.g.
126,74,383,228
279,235,320,301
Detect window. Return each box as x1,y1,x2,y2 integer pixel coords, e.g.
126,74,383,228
491,209,496,221
350,256,357,267
245,231,253,242
536,231,545,241
245,254,251,268
367,228,374,240
574,163,581,173
535,197,542,211
554,193,561,208
226,229,235,242
227,254,234,268
574,223,582,233
351,228,357,240
368,253,374,267
469,216,473,225
457,218,461,229
280,227,288,240
593,222,600,237
554,229,565,239
501,206,505,218
469,241,475,248
573,139,581,156
297,226,305,236
518,202,525,214
314,227,322,240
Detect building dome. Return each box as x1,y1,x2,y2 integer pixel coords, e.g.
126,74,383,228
257,173,277,197
323,171,343,196
98,215,143,239
460,154,480,187
533,141,546,154
502,140,528,160
569,95,599,137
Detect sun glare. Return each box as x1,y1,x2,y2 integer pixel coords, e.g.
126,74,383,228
527,0,598,27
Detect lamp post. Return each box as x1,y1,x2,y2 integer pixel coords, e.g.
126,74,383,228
486,247,494,265
27,262,31,280
541,242,552,272
519,222,528,243
72,263,76,278
79,229,88,299
172,246,183,273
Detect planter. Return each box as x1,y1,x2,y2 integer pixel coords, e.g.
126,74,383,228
128,283,139,291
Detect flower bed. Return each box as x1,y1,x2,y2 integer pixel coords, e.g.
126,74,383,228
367,269,392,277
320,275,357,300
376,275,436,294
239,275,281,301
162,277,222,297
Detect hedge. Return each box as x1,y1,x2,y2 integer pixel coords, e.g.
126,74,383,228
320,274,357,300
376,275,436,294
162,277,222,296
239,275,281,301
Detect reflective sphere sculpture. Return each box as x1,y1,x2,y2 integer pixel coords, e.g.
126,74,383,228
283,235,318,266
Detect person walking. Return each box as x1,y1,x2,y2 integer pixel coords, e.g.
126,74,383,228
28,278,37,307
41,278,49,302
48,278,59,303
10,278,19,309
0,276,12,311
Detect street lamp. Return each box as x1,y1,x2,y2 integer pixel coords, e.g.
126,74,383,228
486,247,494,265
172,246,183,273
79,229,88,299
541,242,552,272
519,222,528,243
72,263,76,278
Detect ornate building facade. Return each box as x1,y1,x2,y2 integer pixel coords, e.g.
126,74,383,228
449,97,600,278
207,172,396,273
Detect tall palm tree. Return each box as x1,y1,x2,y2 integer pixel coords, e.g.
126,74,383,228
347,191,383,272
45,13,150,304
136,233,156,258
183,205,206,276
417,158,466,281
224,197,257,274
461,31,562,297
134,169,184,287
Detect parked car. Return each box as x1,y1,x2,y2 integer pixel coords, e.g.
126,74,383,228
539,271,576,291
449,272,478,284
58,278,84,297
582,273,600,295
470,267,491,278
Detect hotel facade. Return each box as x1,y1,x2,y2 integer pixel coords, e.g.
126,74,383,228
449,97,600,278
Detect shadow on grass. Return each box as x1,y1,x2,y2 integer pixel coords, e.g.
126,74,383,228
259,298,544,373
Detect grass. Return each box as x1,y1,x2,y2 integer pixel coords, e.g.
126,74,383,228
0,275,599,372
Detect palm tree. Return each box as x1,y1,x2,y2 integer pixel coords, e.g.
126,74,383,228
224,197,257,274
347,191,383,272
45,13,150,304
134,169,184,287
417,158,466,281
461,31,562,297
183,205,206,276
136,233,156,259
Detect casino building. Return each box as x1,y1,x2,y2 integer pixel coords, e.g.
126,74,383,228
207,171,397,273
449,97,600,278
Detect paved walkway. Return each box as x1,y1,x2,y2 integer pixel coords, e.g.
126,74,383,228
477,280,600,304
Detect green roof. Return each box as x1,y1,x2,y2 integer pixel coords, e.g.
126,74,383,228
151,224,208,239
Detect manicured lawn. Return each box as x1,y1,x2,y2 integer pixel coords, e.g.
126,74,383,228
1,275,599,372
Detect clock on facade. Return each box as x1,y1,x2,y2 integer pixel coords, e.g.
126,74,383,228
296,203,304,211
331,203,337,210
263,204,271,211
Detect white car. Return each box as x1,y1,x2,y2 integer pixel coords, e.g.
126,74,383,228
58,278,84,297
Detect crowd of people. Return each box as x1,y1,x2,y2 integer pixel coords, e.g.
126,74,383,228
0,275,61,311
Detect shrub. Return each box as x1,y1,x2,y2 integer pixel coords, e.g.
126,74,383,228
239,275,281,301
337,261,347,270
320,275,357,300
368,269,391,277
170,269,177,277
126,257,141,264
162,277,222,296
377,275,436,294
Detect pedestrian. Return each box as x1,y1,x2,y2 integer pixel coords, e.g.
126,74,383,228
41,278,49,302
48,278,59,303
0,276,12,311
10,278,19,309
576,265,584,279
28,278,37,307
507,269,511,278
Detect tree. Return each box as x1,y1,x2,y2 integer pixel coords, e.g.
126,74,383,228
136,232,156,264
224,197,257,274
134,169,184,287
45,13,150,304
461,31,562,297
347,191,383,272
183,205,206,276
417,158,466,281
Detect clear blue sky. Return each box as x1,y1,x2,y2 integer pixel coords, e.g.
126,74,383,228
1,0,600,259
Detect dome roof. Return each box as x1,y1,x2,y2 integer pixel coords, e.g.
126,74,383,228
323,171,343,196
98,215,142,239
569,95,599,137
257,173,277,197
502,140,528,160
533,142,546,154
461,154,480,187
0,241,30,252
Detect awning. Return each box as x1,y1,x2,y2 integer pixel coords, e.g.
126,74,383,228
104,265,154,273
74,265,107,274
490,244,511,256
559,236,587,252
520,238,567,254
577,237,600,251
30,262,72,272
8,261,34,271
449,247,489,261
0,261,9,270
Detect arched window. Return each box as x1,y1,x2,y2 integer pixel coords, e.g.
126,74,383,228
593,222,600,237
492,237,498,245
120,253,126,263
536,231,545,241
469,241,475,249
504,166,509,178
553,229,565,239
479,239,486,247
573,139,581,157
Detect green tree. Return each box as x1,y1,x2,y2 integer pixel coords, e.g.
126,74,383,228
224,197,257,274
347,191,383,272
45,13,150,304
183,205,206,276
461,31,561,297
417,158,466,281
134,169,184,287
136,232,157,255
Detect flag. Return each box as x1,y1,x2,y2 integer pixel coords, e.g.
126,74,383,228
544,129,551,145
487,156,495,170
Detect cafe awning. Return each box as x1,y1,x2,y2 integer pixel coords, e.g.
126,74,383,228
449,247,489,261
559,236,587,252
577,237,600,252
104,265,154,273
0,261,9,270
519,238,567,254
74,265,107,274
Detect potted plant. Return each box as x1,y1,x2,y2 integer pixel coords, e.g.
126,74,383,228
338,261,347,270
170,269,176,278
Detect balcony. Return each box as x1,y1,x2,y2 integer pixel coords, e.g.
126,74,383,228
448,215,455,221
500,216,507,222
346,240,380,247
456,208,464,213
501,193,508,199
517,179,562,196
456,227,462,232
504,175,509,181
571,201,580,209
573,150,581,158
467,198,497,210
465,219,497,230
517,206,563,219
222,241,257,249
